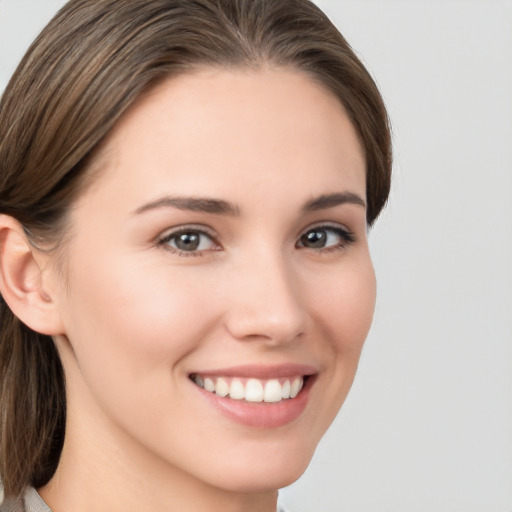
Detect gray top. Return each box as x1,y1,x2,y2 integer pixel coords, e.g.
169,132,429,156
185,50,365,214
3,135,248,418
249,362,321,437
0,486,51,512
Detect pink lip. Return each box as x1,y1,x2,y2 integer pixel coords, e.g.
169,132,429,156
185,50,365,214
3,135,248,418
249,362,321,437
191,363,317,379
190,364,317,428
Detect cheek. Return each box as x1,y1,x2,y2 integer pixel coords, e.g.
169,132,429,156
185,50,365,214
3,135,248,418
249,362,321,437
289,254,376,445
312,255,376,355
60,252,219,382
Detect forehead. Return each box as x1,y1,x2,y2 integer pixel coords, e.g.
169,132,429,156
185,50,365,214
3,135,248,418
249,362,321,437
79,67,366,212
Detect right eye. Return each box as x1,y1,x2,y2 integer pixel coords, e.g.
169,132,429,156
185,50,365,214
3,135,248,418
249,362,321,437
296,224,355,252
158,228,219,256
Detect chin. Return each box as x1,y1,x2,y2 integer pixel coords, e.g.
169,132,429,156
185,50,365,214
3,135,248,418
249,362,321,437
203,441,317,493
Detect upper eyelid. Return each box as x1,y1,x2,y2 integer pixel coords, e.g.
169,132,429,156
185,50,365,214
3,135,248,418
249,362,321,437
155,221,354,249
158,224,218,241
296,222,356,247
298,221,352,236
156,226,221,258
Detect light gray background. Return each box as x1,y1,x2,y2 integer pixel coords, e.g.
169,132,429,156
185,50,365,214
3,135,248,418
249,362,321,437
1,1,511,511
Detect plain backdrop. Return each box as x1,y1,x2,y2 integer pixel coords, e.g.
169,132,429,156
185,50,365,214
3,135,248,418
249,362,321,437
1,1,511,511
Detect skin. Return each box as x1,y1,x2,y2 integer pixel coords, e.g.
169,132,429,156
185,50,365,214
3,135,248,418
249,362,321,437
34,67,376,512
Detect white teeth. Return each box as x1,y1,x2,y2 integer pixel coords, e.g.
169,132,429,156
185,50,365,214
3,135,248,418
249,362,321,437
230,379,245,400
264,379,283,403
215,377,229,397
193,375,305,403
245,379,264,402
290,377,303,398
204,377,215,393
282,380,291,399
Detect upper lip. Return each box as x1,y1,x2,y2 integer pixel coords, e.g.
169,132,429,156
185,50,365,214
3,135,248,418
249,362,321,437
190,364,318,379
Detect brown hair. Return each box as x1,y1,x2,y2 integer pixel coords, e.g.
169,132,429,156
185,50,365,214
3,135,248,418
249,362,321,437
0,0,392,497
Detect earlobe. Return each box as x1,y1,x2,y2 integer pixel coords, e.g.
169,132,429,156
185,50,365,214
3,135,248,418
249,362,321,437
0,214,65,336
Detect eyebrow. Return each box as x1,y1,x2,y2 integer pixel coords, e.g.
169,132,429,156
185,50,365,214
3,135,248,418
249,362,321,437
302,192,366,212
133,196,241,216
133,191,365,216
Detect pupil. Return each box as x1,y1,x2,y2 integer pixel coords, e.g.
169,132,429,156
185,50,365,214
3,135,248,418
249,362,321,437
303,230,326,248
176,232,200,251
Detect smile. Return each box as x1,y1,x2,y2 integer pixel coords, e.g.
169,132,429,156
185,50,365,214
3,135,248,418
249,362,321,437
189,365,316,427
191,374,304,403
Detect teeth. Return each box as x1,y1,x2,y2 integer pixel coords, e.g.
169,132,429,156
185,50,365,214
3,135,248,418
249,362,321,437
290,377,303,398
230,379,245,400
204,377,215,393
192,375,305,403
215,377,229,397
282,380,291,399
264,379,283,403
245,379,264,402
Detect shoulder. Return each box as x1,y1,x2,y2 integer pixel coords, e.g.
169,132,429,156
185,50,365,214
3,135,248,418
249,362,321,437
0,483,51,512
0,489,23,512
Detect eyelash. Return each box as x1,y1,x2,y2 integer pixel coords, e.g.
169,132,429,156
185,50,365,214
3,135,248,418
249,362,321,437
157,225,219,257
296,224,356,254
157,224,356,257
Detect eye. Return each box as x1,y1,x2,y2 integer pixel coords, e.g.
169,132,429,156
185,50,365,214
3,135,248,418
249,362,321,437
158,227,218,256
297,225,355,251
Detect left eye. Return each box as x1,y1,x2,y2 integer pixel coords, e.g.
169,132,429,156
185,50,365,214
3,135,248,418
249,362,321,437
160,230,217,253
297,226,354,250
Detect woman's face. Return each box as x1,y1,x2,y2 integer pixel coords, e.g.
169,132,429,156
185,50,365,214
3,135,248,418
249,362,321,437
50,68,375,493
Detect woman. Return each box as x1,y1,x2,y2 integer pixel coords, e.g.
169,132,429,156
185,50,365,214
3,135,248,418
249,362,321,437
0,0,391,510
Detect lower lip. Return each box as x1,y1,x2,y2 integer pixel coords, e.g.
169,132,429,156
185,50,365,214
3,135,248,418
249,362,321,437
194,377,315,428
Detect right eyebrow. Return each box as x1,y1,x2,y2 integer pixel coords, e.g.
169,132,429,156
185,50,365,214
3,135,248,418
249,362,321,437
132,195,241,216
302,192,366,212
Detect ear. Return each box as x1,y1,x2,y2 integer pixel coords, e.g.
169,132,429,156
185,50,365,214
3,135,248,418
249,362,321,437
0,214,65,336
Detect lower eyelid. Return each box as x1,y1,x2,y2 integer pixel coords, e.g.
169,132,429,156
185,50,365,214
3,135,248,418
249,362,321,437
157,227,220,253
297,225,355,247
156,224,356,256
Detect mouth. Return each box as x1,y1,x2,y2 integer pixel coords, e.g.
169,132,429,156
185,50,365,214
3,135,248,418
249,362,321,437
189,374,308,404
188,365,317,428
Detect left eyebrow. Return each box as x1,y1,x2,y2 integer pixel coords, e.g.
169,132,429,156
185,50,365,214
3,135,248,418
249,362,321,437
302,192,366,212
133,196,241,216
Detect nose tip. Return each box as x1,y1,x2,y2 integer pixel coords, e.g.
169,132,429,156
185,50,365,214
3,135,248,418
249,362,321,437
226,306,306,345
223,262,308,346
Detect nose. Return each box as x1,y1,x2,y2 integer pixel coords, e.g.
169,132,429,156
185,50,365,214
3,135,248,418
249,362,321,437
223,252,308,346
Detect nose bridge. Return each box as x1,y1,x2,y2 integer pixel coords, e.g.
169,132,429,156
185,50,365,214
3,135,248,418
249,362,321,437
224,246,307,344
